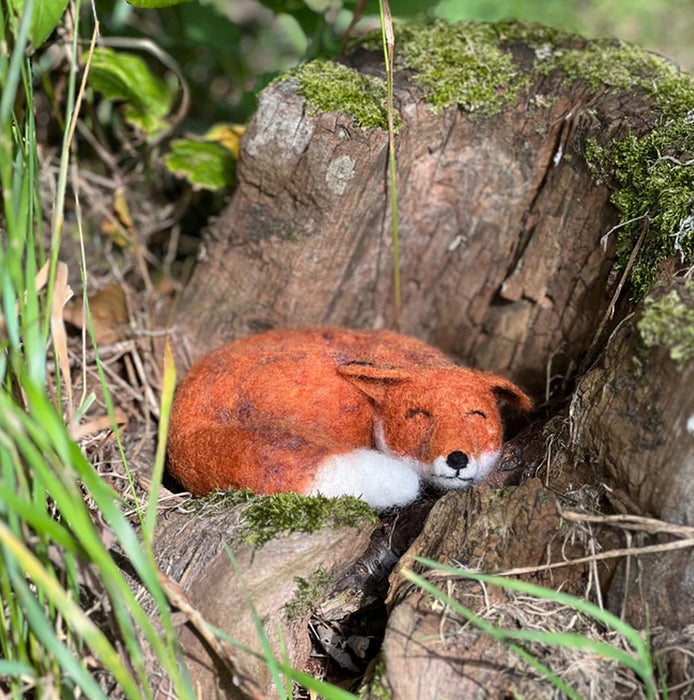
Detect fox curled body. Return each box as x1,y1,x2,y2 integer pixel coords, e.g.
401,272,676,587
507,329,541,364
167,327,532,509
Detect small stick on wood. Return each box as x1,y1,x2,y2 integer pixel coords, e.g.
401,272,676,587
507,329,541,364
585,220,649,360
558,508,694,539
425,538,694,579
157,570,266,700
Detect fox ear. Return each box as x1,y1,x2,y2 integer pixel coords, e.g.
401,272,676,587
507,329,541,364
337,362,413,404
484,373,533,412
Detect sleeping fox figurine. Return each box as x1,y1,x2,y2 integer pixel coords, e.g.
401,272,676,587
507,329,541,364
167,327,532,509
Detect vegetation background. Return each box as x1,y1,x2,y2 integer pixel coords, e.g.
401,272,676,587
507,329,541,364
0,0,693,697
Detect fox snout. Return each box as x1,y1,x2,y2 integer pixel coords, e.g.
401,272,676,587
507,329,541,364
446,450,469,471
410,426,503,490
429,449,501,489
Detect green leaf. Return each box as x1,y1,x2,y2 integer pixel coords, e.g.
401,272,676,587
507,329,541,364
126,0,194,7
10,0,69,47
89,48,174,137
163,139,235,190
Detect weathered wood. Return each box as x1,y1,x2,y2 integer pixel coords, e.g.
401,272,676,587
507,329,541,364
172,35,662,393
574,279,694,525
152,503,375,697
573,278,694,628
159,22,694,696
378,480,608,699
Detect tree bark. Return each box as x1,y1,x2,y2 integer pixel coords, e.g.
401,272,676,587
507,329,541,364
160,23,694,697
573,278,694,629
172,36,660,393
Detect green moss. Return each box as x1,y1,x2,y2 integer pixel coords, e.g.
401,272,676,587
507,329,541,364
284,568,330,619
525,25,694,300
584,138,609,183
537,41,694,118
393,20,529,114
586,120,694,298
188,487,258,515
242,491,377,548
283,60,393,131
492,19,579,48
279,18,694,300
494,486,518,499
189,488,377,549
637,283,694,367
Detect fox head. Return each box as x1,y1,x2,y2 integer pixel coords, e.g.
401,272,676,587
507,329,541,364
337,362,533,490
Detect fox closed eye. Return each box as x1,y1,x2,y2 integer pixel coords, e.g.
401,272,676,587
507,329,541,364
466,410,487,418
406,407,432,419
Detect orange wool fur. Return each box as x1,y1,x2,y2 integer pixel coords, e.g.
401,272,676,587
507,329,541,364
167,328,533,509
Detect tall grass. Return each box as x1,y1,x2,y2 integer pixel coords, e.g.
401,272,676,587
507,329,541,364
0,2,193,697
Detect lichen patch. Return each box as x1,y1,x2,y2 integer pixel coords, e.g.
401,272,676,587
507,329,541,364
325,154,356,195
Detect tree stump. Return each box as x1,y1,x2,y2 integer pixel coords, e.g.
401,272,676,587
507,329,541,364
151,497,376,698
377,480,618,699
170,22,683,394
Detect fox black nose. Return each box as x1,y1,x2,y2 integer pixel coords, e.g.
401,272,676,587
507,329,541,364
446,451,469,471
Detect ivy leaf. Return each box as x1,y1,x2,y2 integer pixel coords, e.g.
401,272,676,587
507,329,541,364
10,0,69,47
163,138,236,191
88,48,174,138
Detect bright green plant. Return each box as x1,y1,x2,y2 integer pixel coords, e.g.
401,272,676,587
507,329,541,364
7,0,69,47
0,1,193,696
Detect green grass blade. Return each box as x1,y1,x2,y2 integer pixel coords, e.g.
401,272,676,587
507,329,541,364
403,569,585,700
0,659,36,679
211,624,359,700
0,483,85,556
410,558,656,699
10,573,106,699
143,339,176,546
280,666,358,699
0,0,33,134
377,0,401,331
0,520,140,698
500,629,647,677
413,558,651,661
0,388,190,698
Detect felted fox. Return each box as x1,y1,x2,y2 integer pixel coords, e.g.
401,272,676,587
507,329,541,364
167,327,532,509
